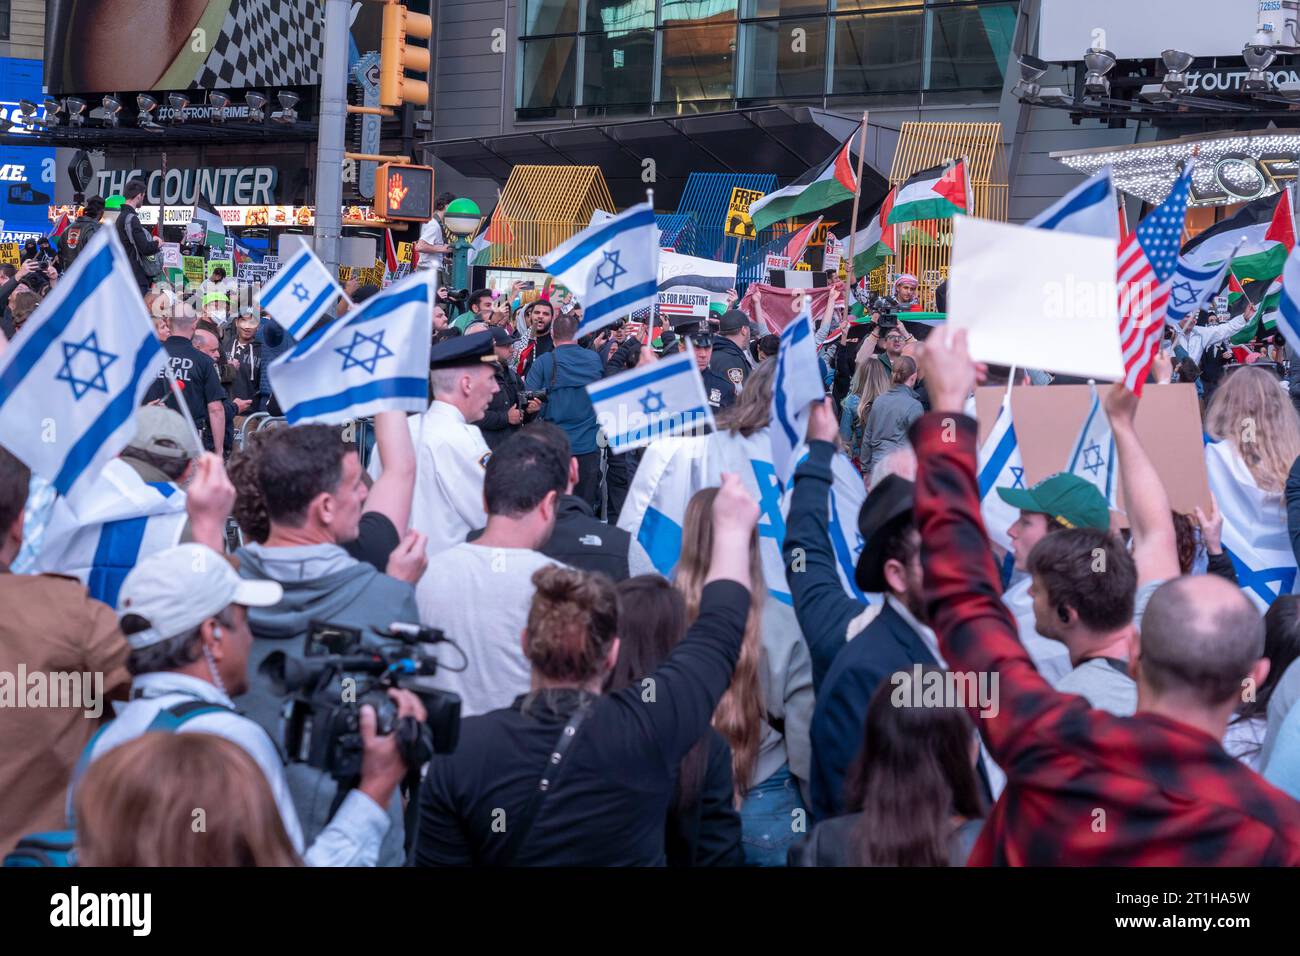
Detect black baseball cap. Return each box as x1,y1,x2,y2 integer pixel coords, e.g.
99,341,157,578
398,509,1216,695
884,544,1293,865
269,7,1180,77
718,309,749,333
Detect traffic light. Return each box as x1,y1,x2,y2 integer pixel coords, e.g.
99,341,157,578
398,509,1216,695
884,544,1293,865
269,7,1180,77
380,3,433,107
375,163,434,221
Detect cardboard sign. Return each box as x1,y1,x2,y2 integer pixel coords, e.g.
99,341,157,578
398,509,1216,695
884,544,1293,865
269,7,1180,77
974,383,1211,522
725,187,764,240
809,220,838,247
159,242,182,271
823,252,842,273
764,254,791,276
949,217,1123,380
207,259,233,279
657,250,736,318
182,255,206,286
0,243,21,266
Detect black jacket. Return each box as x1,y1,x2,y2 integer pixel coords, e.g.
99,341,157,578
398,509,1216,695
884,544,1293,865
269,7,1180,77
414,580,749,866
667,729,743,867
602,336,641,375
709,334,751,394
116,205,160,291
540,494,633,580
477,364,533,451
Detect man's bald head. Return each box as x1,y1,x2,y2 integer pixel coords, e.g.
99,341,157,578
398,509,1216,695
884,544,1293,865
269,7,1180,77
192,329,220,361
1138,575,1264,705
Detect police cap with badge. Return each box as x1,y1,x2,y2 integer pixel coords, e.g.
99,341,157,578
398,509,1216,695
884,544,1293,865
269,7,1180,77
429,329,501,370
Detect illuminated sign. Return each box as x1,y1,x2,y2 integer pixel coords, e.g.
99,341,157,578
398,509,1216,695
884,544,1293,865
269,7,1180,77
374,164,434,221
94,166,279,206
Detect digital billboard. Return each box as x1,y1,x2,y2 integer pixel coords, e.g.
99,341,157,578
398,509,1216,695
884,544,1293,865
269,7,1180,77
43,0,388,95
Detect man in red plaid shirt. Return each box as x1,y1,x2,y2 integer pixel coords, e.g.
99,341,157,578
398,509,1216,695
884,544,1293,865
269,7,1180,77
911,329,1300,865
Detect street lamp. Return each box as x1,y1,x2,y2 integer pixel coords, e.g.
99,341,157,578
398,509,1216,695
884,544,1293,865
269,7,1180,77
443,197,482,292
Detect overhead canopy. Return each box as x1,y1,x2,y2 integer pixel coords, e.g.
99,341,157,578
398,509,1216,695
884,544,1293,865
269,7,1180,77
426,105,889,218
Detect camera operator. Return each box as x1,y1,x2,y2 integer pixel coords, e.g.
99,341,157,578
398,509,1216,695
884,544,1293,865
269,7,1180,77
414,473,759,866
81,543,425,867
478,327,542,451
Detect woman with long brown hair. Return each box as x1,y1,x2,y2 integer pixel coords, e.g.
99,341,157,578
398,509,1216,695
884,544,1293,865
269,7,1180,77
841,357,892,471
675,485,810,866
605,575,743,866
76,732,302,867
793,668,985,866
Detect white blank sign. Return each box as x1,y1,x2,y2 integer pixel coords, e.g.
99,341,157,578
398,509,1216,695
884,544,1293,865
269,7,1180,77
947,216,1123,381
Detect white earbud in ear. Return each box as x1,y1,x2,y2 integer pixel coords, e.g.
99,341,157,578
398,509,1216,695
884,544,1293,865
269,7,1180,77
213,625,223,640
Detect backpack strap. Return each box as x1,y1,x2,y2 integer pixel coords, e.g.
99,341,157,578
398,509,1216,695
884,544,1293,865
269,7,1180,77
66,696,237,827
500,700,594,864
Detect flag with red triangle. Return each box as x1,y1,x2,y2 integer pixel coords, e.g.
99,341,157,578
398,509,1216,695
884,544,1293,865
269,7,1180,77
748,132,860,234
888,158,971,224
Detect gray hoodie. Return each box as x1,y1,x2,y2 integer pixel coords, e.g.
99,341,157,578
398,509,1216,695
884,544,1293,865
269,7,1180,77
235,543,420,866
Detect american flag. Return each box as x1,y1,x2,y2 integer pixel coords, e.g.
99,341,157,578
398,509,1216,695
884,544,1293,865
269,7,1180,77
1117,166,1193,394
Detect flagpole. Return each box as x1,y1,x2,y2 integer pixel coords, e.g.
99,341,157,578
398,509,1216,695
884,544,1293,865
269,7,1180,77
163,364,206,453
844,111,870,290
646,187,658,349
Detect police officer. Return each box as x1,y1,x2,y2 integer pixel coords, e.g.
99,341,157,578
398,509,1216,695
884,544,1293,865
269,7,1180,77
674,318,736,411
710,308,753,398
370,331,500,562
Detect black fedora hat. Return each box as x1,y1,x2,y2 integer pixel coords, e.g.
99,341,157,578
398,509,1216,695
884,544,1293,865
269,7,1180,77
855,474,916,593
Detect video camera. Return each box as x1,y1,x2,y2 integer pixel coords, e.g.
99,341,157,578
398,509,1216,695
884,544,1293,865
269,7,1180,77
517,388,548,411
259,621,462,785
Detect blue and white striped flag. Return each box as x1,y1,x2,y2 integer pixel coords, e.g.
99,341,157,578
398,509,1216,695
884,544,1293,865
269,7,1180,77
1165,252,1236,326
256,244,343,339
1027,167,1118,239
1272,240,1300,357
587,348,714,454
35,458,187,607
1066,385,1119,509
770,304,823,485
978,390,1024,553
270,271,435,425
540,201,659,337
0,227,165,502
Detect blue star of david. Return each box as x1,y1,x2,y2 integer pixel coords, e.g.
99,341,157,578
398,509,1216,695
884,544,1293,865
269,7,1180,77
639,388,665,415
1009,465,1026,490
1081,443,1106,477
335,329,394,374
1224,548,1298,607
291,282,311,303
593,249,627,291
1170,280,1197,309
55,331,118,400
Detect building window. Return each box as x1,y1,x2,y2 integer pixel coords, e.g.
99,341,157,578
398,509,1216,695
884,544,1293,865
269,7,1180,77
0,0,10,42
517,0,1017,120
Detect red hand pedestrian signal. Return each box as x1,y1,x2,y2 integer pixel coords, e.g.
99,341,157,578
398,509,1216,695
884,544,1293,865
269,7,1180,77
388,174,409,211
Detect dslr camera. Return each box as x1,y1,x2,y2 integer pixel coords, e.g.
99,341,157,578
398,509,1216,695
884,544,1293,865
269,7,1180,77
517,388,548,411
259,621,462,785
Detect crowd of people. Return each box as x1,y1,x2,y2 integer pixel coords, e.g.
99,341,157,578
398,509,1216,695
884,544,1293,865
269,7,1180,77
9,182,1300,870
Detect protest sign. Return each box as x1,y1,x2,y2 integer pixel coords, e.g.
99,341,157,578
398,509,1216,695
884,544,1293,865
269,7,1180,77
182,255,206,287
657,250,736,319
0,243,20,267
207,259,233,279
949,216,1123,380
974,383,1211,521
725,187,763,240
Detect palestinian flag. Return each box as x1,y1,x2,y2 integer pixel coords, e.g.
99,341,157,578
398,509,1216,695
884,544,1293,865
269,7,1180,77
782,216,823,266
1229,276,1282,344
1182,189,1293,279
887,158,971,225
190,200,227,249
847,189,897,276
749,133,859,234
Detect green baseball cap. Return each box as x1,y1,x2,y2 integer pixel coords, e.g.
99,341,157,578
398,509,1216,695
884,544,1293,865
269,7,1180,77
997,472,1110,531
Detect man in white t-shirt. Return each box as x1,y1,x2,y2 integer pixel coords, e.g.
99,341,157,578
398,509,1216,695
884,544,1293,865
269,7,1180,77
415,192,454,280
418,428,569,717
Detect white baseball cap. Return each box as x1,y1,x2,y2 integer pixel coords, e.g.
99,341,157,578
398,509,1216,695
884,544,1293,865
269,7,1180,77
116,543,283,649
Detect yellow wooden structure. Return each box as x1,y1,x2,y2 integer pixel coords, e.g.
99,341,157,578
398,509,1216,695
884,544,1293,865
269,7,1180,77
487,165,617,268
877,121,1008,309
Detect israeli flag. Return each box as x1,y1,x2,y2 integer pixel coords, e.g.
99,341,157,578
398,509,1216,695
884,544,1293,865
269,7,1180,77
770,305,824,485
977,391,1024,553
1273,242,1300,357
0,228,165,503
1206,439,1298,611
1166,254,1234,326
1027,167,1118,240
270,271,434,425
256,244,343,340
539,201,659,337
1065,385,1119,509
36,458,187,607
587,348,714,454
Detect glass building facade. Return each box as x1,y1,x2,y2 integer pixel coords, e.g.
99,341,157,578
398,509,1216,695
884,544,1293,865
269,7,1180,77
517,0,1017,119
